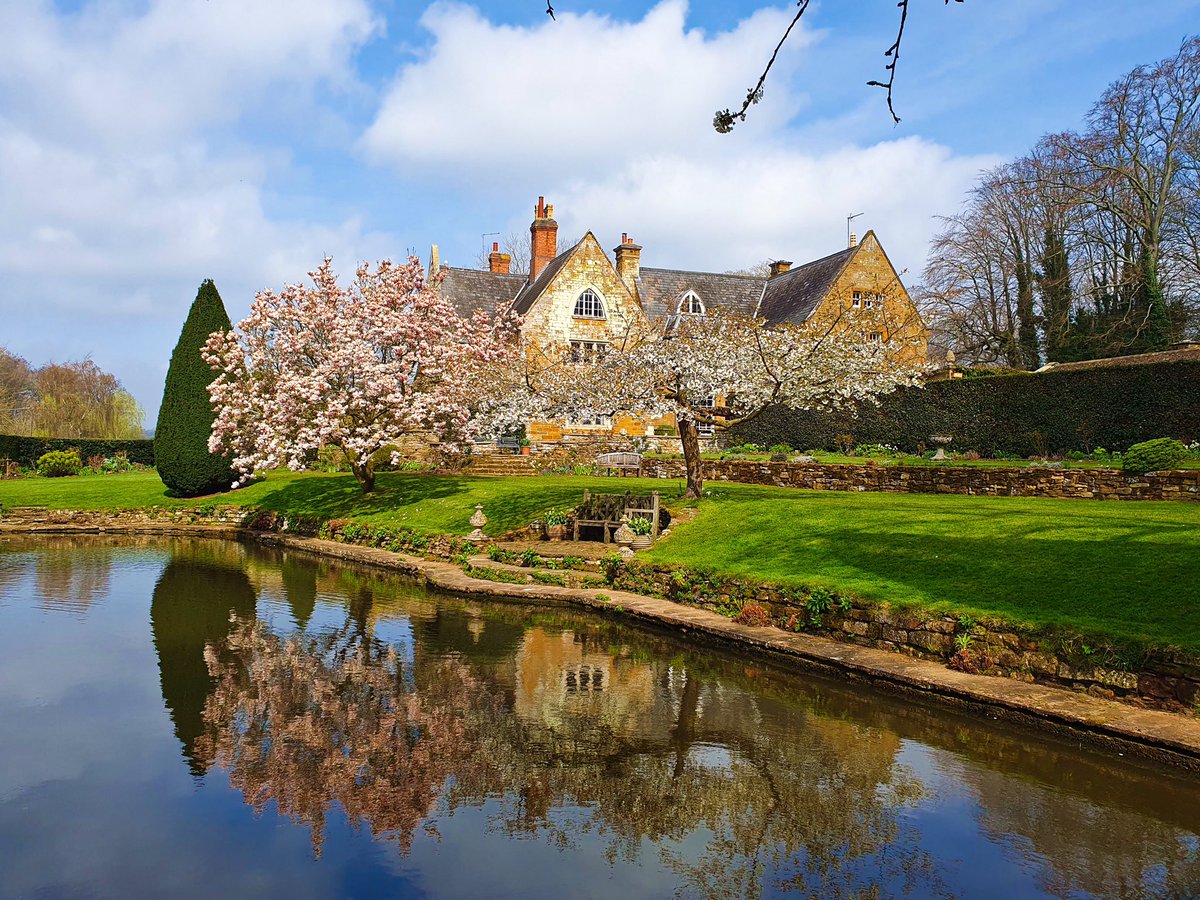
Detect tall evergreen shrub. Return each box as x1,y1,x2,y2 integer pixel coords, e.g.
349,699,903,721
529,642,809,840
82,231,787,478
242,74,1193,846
155,279,234,496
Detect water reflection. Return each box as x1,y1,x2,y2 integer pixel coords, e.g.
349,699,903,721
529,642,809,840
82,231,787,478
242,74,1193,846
149,544,257,777
34,537,113,615
4,536,1200,898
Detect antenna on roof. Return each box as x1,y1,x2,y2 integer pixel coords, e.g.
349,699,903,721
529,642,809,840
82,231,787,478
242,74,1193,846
846,212,863,249
481,232,500,269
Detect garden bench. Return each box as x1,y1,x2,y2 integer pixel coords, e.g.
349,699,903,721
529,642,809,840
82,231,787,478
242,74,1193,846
572,489,660,542
495,435,522,454
595,451,642,477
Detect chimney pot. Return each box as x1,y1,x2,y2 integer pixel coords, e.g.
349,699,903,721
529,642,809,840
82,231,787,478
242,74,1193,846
613,236,643,289
492,241,499,252
849,231,858,248
529,195,558,282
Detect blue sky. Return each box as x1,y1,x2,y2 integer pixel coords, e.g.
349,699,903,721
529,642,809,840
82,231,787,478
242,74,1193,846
3,0,1199,425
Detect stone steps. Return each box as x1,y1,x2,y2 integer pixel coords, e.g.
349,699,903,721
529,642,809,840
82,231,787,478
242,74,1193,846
466,456,538,476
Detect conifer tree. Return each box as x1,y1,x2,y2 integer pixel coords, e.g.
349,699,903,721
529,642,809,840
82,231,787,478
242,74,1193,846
156,279,235,496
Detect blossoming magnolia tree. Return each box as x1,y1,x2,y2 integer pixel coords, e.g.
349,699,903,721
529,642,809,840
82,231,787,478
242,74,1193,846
204,257,518,493
504,309,927,498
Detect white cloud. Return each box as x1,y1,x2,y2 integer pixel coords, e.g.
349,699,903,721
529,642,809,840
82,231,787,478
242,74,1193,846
556,137,998,277
363,0,812,180
0,0,396,421
364,1,998,276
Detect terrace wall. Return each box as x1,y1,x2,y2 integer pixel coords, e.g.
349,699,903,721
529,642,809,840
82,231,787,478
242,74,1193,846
640,458,1200,502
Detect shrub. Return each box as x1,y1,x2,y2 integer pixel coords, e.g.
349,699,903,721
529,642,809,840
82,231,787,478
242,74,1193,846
768,443,792,455
733,601,772,627
155,279,236,497
0,436,153,468
37,450,82,477
1122,438,1189,474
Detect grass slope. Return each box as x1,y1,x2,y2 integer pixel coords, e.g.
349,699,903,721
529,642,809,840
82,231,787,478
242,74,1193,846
4,470,1199,648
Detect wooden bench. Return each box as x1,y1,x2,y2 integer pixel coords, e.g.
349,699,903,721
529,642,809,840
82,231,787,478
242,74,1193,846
595,451,642,477
572,490,660,542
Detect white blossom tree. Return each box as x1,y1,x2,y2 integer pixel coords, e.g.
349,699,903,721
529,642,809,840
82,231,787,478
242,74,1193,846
204,257,518,493
501,308,928,498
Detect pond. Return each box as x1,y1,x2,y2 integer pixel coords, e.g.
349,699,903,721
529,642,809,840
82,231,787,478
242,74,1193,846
1,536,1199,898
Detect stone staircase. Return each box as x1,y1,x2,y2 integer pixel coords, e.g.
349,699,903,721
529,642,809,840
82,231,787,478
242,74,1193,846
465,454,539,477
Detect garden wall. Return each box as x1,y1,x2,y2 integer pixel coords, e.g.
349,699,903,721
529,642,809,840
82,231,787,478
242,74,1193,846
732,358,1200,456
641,458,1200,501
597,559,1200,712
0,435,155,468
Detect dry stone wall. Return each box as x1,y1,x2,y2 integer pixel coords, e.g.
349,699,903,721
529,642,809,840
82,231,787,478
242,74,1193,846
640,458,1200,501
600,561,1200,712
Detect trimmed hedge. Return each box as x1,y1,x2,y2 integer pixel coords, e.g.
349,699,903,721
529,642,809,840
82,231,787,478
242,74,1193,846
733,359,1200,457
0,435,154,468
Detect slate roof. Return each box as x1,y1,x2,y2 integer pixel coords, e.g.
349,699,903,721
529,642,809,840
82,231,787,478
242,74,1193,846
635,268,765,322
757,246,856,327
437,266,526,319
511,237,584,315
437,238,869,327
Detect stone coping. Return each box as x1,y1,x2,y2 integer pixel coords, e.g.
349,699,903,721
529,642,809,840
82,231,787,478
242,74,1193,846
5,514,1200,771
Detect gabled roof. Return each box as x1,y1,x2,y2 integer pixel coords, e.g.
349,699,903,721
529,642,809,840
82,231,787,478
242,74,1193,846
438,266,526,319
636,268,765,322
510,236,586,315
757,245,856,327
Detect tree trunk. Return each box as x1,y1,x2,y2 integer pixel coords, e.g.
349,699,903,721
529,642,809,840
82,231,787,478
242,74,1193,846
678,417,704,499
347,453,376,493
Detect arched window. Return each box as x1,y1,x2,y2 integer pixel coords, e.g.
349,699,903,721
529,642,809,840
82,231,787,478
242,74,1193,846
678,290,705,315
573,289,605,319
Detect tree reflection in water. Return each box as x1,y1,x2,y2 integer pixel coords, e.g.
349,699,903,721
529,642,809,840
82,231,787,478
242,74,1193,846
192,591,941,897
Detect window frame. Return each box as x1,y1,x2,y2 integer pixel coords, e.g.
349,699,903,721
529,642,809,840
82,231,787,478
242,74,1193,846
678,290,705,315
573,288,606,320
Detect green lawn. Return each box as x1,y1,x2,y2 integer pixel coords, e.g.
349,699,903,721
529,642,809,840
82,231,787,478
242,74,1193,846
4,469,1199,649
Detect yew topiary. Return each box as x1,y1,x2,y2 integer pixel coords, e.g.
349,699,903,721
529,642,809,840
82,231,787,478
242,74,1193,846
155,280,235,496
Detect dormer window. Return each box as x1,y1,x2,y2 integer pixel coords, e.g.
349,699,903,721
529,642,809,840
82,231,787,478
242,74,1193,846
573,288,605,319
678,290,705,315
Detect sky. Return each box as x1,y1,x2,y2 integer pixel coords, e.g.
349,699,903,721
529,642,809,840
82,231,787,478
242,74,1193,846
3,0,1199,427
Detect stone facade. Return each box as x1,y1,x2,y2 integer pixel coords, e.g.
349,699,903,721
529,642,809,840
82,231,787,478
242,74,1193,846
639,458,1200,502
437,196,928,447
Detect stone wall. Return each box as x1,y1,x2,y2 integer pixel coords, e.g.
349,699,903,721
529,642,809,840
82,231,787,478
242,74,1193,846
640,458,1200,501
0,505,245,531
599,561,1200,712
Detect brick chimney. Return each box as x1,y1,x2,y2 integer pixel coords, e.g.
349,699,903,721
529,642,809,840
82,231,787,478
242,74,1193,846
769,259,792,278
488,241,511,275
613,232,642,289
529,196,558,283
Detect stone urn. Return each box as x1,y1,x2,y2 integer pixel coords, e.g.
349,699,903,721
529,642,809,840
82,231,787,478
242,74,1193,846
930,434,953,461
631,533,653,551
547,524,568,542
466,504,488,543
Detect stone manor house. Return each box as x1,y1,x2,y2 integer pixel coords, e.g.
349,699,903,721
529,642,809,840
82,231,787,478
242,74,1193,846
435,197,927,447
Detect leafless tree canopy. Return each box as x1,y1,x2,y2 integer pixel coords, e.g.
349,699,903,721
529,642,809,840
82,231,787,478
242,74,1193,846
920,37,1200,368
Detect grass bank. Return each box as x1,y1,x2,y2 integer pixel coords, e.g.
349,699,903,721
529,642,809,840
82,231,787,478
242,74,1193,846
3,470,1199,649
